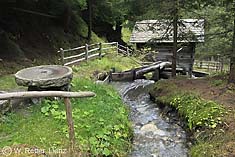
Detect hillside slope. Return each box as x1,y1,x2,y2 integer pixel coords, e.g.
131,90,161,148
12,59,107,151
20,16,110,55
0,7,103,75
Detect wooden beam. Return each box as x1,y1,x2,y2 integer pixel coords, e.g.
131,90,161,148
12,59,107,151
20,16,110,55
64,52,86,60
64,58,86,66
136,62,171,77
0,91,95,100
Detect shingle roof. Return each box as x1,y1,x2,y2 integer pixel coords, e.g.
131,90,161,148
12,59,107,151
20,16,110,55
130,19,205,43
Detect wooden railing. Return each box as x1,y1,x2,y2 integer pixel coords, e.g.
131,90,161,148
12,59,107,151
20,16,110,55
194,60,229,72
58,42,133,66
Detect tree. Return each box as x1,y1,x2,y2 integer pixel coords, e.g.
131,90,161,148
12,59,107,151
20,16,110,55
172,0,178,77
87,0,92,43
229,0,235,83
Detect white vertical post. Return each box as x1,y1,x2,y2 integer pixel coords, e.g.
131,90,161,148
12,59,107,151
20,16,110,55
99,43,102,59
60,48,64,65
116,42,119,55
85,44,89,61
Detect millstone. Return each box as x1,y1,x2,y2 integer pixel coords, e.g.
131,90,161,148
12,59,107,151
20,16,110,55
15,65,73,88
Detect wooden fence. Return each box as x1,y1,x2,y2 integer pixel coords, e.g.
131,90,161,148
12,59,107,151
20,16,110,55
58,42,133,66
194,60,229,72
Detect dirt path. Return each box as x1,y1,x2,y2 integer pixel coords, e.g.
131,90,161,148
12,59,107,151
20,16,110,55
170,77,235,109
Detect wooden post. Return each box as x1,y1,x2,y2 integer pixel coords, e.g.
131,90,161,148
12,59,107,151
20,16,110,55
60,48,65,65
85,44,89,61
109,70,113,82
172,0,178,78
221,58,224,72
116,42,119,55
64,97,75,155
132,69,136,81
99,43,102,59
152,68,160,81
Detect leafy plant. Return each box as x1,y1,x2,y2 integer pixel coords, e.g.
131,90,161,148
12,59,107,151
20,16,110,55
170,94,226,130
39,79,132,156
210,79,224,87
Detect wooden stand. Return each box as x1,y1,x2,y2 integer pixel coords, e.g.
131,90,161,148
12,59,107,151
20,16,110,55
0,91,95,155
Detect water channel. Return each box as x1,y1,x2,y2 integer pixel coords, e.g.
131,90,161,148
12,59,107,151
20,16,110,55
112,79,188,157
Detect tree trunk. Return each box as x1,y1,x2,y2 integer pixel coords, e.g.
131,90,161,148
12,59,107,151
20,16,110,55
172,0,178,78
62,2,72,33
228,12,235,83
116,21,122,40
88,0,92,43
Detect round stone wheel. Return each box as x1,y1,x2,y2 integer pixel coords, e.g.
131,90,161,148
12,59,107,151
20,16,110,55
15,65,73,88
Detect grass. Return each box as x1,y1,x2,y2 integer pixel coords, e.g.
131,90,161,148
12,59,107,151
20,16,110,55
0,107,66,148
149,79,233,157
0,75,25,91
72,54,140,79
0,78,133,156
0,53,138,156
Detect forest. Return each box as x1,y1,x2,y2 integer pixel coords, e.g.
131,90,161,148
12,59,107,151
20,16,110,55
0,1,234,71
0,0,235,157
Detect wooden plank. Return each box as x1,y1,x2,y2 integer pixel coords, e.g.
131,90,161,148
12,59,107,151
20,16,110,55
88,53,100,59
64,52,86,60
102,42,117,45
0,91,95,100
88,47,100,53
63,46,86,52
118,48,127,54
118,44,127,49
64,58,86,66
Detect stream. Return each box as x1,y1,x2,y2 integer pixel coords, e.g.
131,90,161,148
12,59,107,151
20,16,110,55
112,79,188,157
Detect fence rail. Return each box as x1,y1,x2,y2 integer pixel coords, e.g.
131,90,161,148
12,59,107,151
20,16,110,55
58,42,133,66
194,60,229,72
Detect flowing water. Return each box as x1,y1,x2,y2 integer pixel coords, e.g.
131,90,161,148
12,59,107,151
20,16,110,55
112,80,188,157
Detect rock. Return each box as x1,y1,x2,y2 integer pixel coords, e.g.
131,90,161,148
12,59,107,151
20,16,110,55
140,123,167,136
140,123,158,132
15,65,73,88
